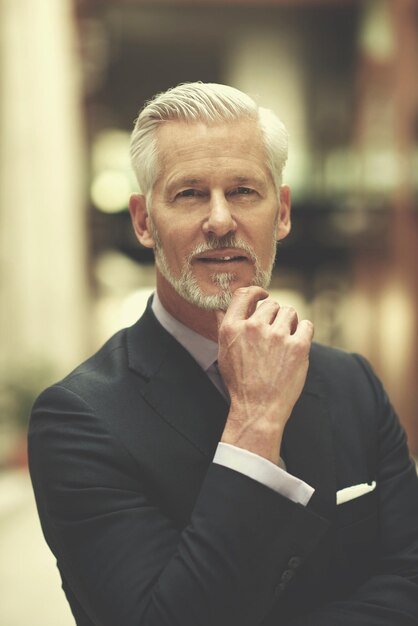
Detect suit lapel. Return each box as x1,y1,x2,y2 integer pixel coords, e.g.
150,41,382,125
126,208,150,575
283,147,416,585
127,303,229,460
282,365,336,521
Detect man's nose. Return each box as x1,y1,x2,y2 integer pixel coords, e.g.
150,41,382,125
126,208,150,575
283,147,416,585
202,193,237,237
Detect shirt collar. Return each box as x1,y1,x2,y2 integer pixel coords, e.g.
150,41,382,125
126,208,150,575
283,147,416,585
151,292,218,372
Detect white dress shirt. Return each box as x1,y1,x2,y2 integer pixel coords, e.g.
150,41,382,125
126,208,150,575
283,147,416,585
151,293,314,506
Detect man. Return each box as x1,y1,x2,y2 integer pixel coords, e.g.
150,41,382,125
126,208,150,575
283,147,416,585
29,82,418,626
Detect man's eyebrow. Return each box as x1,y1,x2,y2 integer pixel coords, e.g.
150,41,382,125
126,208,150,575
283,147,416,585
232,175,267,188
168,177,203,189
164,177,203,196
233,176,260,184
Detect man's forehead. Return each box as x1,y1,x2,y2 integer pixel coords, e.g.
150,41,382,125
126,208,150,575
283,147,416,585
155,117,261,145
155,118,267,171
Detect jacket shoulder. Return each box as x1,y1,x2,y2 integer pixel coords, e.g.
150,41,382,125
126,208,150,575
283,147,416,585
308,343,398,455
29,325,136,426
309,342,382,402
63,326,129,386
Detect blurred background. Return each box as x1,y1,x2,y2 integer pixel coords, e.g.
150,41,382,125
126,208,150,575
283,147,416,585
0,0,417,623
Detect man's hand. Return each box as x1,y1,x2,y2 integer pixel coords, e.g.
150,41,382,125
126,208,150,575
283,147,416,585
216,286,314,465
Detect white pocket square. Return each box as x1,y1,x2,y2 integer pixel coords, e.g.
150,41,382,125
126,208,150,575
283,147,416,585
336,481,376,505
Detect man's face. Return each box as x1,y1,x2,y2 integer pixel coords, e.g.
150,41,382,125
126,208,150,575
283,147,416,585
131,118,291,311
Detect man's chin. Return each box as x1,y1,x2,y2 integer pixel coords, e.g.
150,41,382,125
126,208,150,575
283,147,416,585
181,286,234,311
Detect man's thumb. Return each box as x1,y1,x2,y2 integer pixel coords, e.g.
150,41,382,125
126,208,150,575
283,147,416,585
214,309,225,329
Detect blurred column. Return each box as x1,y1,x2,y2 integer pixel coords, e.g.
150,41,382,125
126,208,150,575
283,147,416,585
389,0,418,452
350,0,418,452
0,0,90,380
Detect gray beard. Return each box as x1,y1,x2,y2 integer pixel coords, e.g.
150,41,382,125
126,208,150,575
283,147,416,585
149,219,277,311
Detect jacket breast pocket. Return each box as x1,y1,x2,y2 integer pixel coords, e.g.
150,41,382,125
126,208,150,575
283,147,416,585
332,489,379,592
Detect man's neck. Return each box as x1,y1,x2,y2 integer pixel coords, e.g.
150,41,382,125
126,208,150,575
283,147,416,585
155,273,219,341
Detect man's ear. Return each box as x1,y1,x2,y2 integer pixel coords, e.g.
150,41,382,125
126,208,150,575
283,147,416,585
276,185,291,242
129,193,155,249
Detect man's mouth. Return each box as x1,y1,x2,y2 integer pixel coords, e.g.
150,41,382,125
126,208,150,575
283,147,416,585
193,249,250,265
197,255,247,264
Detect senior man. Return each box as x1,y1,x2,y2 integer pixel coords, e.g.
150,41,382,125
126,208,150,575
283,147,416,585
29,82,418,626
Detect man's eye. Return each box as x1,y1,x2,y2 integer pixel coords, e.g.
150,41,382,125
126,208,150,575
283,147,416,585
177,189,198,198
233,187,255,195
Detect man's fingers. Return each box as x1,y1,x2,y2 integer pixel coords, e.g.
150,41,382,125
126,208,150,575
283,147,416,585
270,307,313,341
295,319,315,342
222,286,269,322
271,305,299,334
251,298,281,324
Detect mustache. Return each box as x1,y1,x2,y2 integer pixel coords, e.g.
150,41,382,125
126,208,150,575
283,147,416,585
187,234,258,264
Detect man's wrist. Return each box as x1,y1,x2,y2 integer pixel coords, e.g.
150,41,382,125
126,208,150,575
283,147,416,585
221,411,285,466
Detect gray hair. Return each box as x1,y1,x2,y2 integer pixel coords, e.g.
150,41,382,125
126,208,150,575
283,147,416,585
129,82,288,204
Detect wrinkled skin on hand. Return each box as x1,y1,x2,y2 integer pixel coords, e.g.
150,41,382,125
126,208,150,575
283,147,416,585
216,286,314,465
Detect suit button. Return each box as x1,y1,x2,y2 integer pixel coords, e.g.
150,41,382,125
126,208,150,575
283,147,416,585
274,582,287,596
288,556,301,569
281,569,295,583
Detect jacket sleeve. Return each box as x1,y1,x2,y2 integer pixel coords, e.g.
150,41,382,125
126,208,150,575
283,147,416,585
28,384,329,626
287,355,418,626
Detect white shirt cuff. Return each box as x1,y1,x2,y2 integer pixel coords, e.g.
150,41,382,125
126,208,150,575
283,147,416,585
213,442,315,506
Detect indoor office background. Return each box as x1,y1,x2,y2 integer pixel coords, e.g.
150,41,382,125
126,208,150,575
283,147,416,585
0,0,417,624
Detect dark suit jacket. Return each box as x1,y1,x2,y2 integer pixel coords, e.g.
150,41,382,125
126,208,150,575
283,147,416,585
28,302,418,626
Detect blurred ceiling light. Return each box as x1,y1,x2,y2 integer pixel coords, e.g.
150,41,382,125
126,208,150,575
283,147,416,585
358,0,395,62
324,147,401,196
91,169,131,213
362,149,399,192
91,128,137,212
94,250,147,292
379,282,414,382
92,129,131,172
